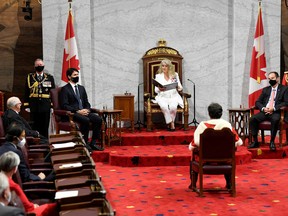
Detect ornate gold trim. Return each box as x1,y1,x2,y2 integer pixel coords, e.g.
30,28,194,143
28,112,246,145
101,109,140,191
146,47,178,56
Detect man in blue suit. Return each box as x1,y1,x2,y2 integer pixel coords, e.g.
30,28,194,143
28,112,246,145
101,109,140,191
60,68,103,151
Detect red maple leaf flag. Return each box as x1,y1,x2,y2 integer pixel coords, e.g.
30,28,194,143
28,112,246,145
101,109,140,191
248,3,268,108
282,71,288,86
61,7,81,86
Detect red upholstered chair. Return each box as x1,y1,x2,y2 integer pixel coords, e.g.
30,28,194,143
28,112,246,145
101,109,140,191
51,87,105,146
50,87,76,134
191,128,236,197
0,113,5,144
250,106,288,147
0,91,4,112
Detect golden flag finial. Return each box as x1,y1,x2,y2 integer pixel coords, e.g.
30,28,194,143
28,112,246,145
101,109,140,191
158,39,166,47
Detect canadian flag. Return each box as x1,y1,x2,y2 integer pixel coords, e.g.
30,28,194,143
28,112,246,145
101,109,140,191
248,4,268,108
61,7,81,86
282,71,288,86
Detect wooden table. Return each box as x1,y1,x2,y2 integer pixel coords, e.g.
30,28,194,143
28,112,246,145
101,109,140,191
101,109,122,146
113,94,134,132
228,108,250,145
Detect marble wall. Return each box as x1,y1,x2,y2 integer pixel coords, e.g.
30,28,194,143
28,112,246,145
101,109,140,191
42,0,281,123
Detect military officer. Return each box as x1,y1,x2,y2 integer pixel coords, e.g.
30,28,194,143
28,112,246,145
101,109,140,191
24,58,55,138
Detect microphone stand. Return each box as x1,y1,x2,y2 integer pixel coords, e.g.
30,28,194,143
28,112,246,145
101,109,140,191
187,79,199,127
134,83,145,131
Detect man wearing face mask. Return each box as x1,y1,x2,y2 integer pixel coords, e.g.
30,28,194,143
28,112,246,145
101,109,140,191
60,68,103,151
249,71,288,151
0,123,53,183
0,172,25,216
24,58,55,138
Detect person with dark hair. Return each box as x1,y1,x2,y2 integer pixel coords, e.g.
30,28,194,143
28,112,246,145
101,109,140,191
0,123,53,183
24,58,55,138
249,71,288,151
3,96,48,144
188,103,242,190
0,172,24,216
189,103,242,149
60,68,103,151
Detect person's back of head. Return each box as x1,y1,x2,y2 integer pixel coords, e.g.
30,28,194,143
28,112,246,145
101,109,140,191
208,103,223,119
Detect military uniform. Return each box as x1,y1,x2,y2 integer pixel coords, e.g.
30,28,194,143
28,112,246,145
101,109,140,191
24,72,55,138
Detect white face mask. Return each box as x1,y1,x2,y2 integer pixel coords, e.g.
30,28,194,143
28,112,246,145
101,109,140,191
17,137,26,147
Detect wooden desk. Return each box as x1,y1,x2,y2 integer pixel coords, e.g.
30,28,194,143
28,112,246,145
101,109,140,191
228,108,250,144
113,94,134,132
59,198,115,216
55,176,103,191
56,186,106,205
101,109,122,146
49,131,83,144
54,159,95,175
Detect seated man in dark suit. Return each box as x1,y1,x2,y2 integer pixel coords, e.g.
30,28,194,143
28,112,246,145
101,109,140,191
2,96,48,144
249,71,288,151
0,123,54,183
0,172,25,216
60,68,103,151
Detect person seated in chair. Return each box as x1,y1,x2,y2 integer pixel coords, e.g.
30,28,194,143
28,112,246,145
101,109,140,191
249,71,288,151
154,59,183,131
0,123,54,183
0,151,57,216
2,97,48,144
188,103,243,190
60,67,103,151
0,172,24,216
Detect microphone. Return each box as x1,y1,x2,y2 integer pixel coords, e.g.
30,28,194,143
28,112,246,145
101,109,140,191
187,78,195,84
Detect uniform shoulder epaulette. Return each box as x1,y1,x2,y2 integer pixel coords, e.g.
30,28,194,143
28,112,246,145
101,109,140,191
44,72,52,76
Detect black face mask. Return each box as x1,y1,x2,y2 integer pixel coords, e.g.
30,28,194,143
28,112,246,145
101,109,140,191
35,66,44,72
71,76,79,83
269,79,277,86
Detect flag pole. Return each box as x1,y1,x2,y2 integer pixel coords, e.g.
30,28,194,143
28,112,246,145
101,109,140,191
68,0,72,9
256,0,262,84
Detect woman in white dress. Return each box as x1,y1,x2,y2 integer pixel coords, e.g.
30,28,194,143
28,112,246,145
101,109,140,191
154,59,184,131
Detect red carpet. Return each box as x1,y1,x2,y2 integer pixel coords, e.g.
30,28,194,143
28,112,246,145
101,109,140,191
96,159,288,216
92,128,253,166
91,128,288,215
92,145,252,166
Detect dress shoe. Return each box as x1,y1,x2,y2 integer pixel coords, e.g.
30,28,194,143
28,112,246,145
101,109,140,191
269,141,276,151
248,141,259,149
90,144,104,151
85,144,94,153
170,128,175,132
225,183,232,190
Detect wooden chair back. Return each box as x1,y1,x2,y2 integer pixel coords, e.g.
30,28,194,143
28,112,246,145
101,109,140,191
50,87,76,133
192,128,236,197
